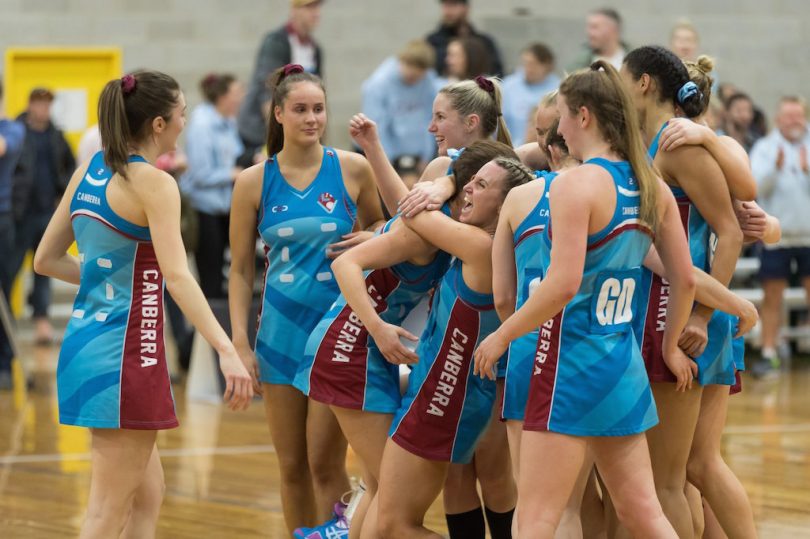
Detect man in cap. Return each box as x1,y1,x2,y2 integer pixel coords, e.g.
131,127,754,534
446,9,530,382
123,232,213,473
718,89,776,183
10,87,75,345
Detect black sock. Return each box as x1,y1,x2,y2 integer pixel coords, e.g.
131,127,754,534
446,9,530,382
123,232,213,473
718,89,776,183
484,506,515,539
446,507,486,539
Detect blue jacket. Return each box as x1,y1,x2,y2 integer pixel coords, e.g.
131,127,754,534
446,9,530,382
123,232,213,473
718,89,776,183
0,119,25,214
180,103,243,215
501,70,560,146
362,57,439,164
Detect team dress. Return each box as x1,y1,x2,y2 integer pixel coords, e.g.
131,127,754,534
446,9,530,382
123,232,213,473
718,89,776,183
255,148,357,385
523,159,658,436
635,124,736,386
58,152,177,429
294,211,451,413
501,171,555,421
390,258,500,463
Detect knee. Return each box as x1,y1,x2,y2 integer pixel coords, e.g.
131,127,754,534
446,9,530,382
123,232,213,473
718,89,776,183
686,453,722,491
308,451,346,486
133,478,165,515
378,514,412,539
277,452,311,484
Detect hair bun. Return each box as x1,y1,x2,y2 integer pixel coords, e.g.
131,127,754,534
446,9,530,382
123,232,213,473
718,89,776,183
695,55,715,74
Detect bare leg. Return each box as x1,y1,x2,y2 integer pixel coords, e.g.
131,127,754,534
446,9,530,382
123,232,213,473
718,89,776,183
644,382,702,539
517,431,586,538
506,419,523,538
687,385,756,539
331,405,393,539
307,400,351,522
80,429,157,539
378,439,449,539
760,279,787,352
580,469,606,539
684,482,705,539
591,435,677,539
263,384,316,534
702,497,730,539
556,453,592,539
120,444,164,539
475,383,516,513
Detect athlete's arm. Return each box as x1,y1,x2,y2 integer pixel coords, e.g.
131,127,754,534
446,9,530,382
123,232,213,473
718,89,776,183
228,165,263,390
492,190,519,322
661,146,743,336
350,112,450,215
139,168,253,409
659,119,757,201
652,181,699,390
401,208,493,292
643,246,757,336
332,226,435,364
474,170,589,378
33,167,83,285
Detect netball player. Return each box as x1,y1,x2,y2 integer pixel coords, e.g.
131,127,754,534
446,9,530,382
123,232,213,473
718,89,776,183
371,153,533,538
34,71,254,539
474,61,697,538
391,77,518,539
619,45,744,538
292,137,516,539
228,65,385,535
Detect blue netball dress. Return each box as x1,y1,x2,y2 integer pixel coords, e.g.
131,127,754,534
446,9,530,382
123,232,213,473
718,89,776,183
502,172,555,421
635,124,736,385
255,148,357,384
523,159,657,436
294,211,451,413
58,152,177,429
390,258,499,463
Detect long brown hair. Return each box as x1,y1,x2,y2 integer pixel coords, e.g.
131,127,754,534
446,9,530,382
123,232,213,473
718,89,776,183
558,61,658,229
439,77,512,147
265,67,325,157
98,70,180,180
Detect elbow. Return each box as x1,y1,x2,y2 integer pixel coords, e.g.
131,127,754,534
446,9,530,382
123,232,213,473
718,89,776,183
32,248,48,276
557,279,580,303
494,293,516,320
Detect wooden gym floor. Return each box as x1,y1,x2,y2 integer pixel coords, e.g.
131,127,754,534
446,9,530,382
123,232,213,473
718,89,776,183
1,341,810,538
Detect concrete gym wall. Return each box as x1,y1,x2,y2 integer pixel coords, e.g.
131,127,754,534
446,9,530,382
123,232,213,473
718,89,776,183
0,0,807,147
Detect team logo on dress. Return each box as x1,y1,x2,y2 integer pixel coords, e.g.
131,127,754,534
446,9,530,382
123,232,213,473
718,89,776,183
84,172,109,187
318,192,336,213
272,205,288,213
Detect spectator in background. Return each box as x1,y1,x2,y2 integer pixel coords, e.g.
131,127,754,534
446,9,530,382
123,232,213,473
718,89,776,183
444,35,493,82
361,40,439,180
427,0,503,78
502,42,560,146
750,96,810,376
669,19,700,62
720,93,765,153
568,7,628,71
181,73,244,300
237,0,323,160
0,78,25,389
10,87,75,345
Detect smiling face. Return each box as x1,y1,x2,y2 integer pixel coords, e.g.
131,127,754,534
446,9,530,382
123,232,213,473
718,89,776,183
459,160,507,229
428,92,474,155
274,81,327,147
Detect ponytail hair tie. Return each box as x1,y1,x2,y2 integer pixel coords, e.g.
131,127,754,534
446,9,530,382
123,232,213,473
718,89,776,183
447,147,466,162
677,81,700,105
121,74,137,95
474,75,495,95
283,64,305,78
